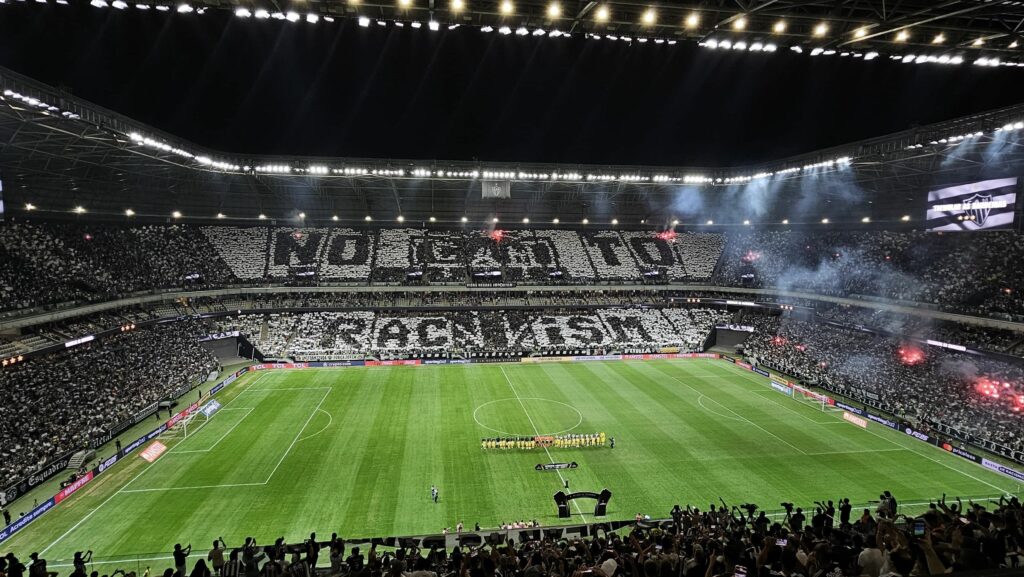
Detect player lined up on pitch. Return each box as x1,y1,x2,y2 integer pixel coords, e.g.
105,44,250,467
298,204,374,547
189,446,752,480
480,432,608,449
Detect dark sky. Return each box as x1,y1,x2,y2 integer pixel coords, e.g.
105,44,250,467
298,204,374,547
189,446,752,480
2,3,1023,167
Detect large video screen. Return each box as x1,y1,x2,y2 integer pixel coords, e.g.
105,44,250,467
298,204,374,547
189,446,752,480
926,177,1018,231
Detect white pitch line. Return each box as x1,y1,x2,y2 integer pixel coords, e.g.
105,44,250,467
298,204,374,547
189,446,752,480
49,555,176,569
121,481,266,494
173,408,255,454
710,361,1017,494
664,372,808,455
499,366,589,524
40,371,268,555
262,388,332,485
296,408,334,443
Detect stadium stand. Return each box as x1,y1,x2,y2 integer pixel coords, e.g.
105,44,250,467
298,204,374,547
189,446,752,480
0,320,218,489
742,314,1024,462
3,492,1021,577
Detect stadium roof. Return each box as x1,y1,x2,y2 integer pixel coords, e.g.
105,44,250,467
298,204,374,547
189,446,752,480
19,0,1024,63
1,64,1024,227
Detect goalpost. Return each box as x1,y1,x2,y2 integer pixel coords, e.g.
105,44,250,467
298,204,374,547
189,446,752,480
790,382,841,413
165,410,210,439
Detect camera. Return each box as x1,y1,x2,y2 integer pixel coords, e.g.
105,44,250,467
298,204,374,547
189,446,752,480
740,503,758,514
780,503,794,513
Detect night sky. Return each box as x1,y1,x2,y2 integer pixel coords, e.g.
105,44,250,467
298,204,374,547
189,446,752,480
2,3,1023,167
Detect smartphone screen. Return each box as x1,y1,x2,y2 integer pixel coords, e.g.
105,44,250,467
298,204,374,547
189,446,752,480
913,520,926,537
775,539,787,547
734,566,748,577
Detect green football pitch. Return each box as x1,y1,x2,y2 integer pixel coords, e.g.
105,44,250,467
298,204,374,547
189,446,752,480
8,358,1021,567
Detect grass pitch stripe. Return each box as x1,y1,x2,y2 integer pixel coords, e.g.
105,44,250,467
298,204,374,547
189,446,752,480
499,366,589,524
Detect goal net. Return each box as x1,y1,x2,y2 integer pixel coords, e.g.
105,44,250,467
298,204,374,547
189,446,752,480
165,411,209,439
791,383,841,413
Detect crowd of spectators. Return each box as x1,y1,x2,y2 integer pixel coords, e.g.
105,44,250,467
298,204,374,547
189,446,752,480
0,320,219,489
742,314,1024,461
213,307,731,360
3,492,1021,577
715,230,1024,319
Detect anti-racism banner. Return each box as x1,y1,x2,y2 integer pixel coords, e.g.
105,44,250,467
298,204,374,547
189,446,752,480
981,458,1024,483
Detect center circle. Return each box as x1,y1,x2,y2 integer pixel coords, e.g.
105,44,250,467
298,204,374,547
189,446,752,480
473,397,584,437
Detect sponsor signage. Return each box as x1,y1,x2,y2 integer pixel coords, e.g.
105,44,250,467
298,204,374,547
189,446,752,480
925,339,968,352
572,355,623,362
53,471,94,504
834,401,865,417
903,427,931,443
736,362,752,370
200,399,222,417
715,324,755,332
866,413,898,430
64,335,95,348
198,331,240,342
97,453,120,474
140,441,168,463
981,458,1024,482
770,381,793,396
753,367,770,377
0,498,55,543
843,412,868,428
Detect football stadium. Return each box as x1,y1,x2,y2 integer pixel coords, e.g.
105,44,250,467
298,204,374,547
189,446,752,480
2,2,1024,577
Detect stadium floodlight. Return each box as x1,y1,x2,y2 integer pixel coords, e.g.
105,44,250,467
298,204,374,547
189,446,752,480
743,219,750,225
901,215,910,222
552,217,560,223
896,30,909,42
547,2,560,18
135,3,149,8
450,0,464,11
1010,40,1019,49
582,218,589,224
492,217,499,223
235,7,251,17
706,220,713,225
594,5,608,22
821,218,829,223
773,20,786,33
217,213,226,219
481,25,493,32
781,219,789,224
255,9,269,18
25,203,36,211
358,16,370,26
398,0,411,7
73,206,86,214
125,208,135,216
428,20,440,30
973,38,984,46
90,0,108,6
861,217,870,223
499,0,512,14
672,219,679,226
410,21,422,28
306,13,319,23
397,215,405,222
364,215,373,222
285,11,300,21
298,212,306,219
516,26,529,35
177,3,193,13
733,16,746,31
685,13,699,28
111,0,127,8
611,218,618,225
461,216,468,222
522,217,530,223
864,51,879,60
172,211,182,218
155,4,168,10
498,26,512,34
933,33,945,44
429,216,437,222
258,214,267,220
641,8,655,25
814,22,828,37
